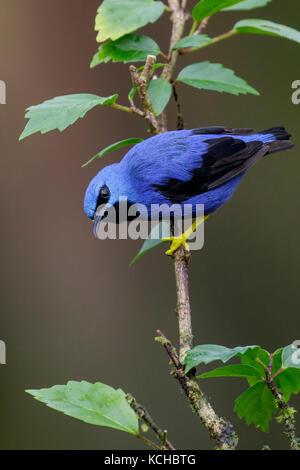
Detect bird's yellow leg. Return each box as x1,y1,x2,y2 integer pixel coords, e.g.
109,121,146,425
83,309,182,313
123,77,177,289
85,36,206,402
162,215,209,256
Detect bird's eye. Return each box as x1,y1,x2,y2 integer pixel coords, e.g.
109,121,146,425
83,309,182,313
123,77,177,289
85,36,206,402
99,185,110,201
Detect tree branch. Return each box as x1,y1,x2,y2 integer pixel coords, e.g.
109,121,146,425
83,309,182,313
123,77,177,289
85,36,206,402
156,330,238,450
173,247,192,362
161,0,186,83
264,369,300,450
131,2,238,450
126,394,176,450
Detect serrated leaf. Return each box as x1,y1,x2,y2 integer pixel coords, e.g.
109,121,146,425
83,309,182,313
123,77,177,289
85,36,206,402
148,79,172,116
271,348,283,375
82,138,144,167
95,0,164,43
224,0,272,11
91,34,160,68
20,94,118,140
197,364,263,379
282,344,300,369
177,62,259,96
173,34,211,50
130,222,171,265
26,381,139,434
241,347,270,386
275,368,300,402
192,0,244,22
184,344,258,373
235,19,300,44
234,382,276,432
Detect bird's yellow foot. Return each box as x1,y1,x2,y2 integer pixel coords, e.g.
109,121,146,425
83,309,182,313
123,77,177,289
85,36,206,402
162,215,209,256
162,233,190,256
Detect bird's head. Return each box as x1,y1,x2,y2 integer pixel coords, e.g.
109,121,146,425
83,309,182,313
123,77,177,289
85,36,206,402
84,163,126,236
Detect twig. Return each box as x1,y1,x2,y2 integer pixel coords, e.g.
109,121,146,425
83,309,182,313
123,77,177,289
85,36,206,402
129,56,161,134
156,330,238,450
126,394,176,450
111,102,145,118
264,369,300,450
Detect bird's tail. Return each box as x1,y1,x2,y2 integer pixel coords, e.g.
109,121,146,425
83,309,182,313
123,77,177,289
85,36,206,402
261,127,295,154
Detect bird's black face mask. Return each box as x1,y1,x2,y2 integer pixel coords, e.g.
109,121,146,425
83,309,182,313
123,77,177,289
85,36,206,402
93,184,111,237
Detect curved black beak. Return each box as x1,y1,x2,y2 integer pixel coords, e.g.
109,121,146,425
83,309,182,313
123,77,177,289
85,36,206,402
93,205,109,239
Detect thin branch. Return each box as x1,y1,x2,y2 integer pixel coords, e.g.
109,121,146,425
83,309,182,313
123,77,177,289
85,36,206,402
174,247,192,362
161,0,186,83
264,370,300,450
126,394,176,450
129,56,161,134
158,0,187,133
156,330,238,450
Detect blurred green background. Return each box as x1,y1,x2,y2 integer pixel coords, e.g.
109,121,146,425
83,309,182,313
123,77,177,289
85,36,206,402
0,0,299,450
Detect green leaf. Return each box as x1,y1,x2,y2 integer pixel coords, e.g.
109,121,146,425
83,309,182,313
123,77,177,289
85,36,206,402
82,138,144,167
95,0,164,43
148,79,172,116
271,348,283,375
91,34,160,68
224,0,272,11
26,381,139,434
177,61,259,96
192,0,244,22
172,34,211,50
130,222,170,266
234,382,276,432
282,344,300,369
197,364,263,379
20,94,118,140
184,344,258,373
275,368,300,401
241,347,270,386
235,19,300,44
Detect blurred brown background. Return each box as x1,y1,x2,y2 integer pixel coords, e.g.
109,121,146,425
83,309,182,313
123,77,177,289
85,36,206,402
0,0,299,450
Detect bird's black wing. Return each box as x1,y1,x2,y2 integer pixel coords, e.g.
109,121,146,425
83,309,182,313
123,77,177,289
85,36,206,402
154,135,269,203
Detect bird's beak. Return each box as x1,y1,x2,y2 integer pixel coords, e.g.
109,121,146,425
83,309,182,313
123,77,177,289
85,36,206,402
93,204,109,239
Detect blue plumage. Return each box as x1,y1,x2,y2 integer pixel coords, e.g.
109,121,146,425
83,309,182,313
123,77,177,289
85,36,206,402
84,127,294,228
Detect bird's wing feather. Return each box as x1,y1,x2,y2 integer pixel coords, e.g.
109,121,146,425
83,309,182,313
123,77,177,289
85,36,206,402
122,128,271,203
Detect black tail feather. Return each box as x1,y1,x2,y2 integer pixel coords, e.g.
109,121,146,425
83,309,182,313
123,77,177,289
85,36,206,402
261,126,292,141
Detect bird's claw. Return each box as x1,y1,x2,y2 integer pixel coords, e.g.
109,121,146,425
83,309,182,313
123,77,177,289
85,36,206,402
162,234,190,256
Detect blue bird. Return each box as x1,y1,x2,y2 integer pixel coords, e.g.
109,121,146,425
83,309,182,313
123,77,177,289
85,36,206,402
84,126,294,254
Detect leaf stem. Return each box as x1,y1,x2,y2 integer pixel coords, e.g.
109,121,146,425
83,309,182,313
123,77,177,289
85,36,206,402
181,29,238,55
272,366,286,380
189,20,198,36
135,433,162,450
111,102,145,118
